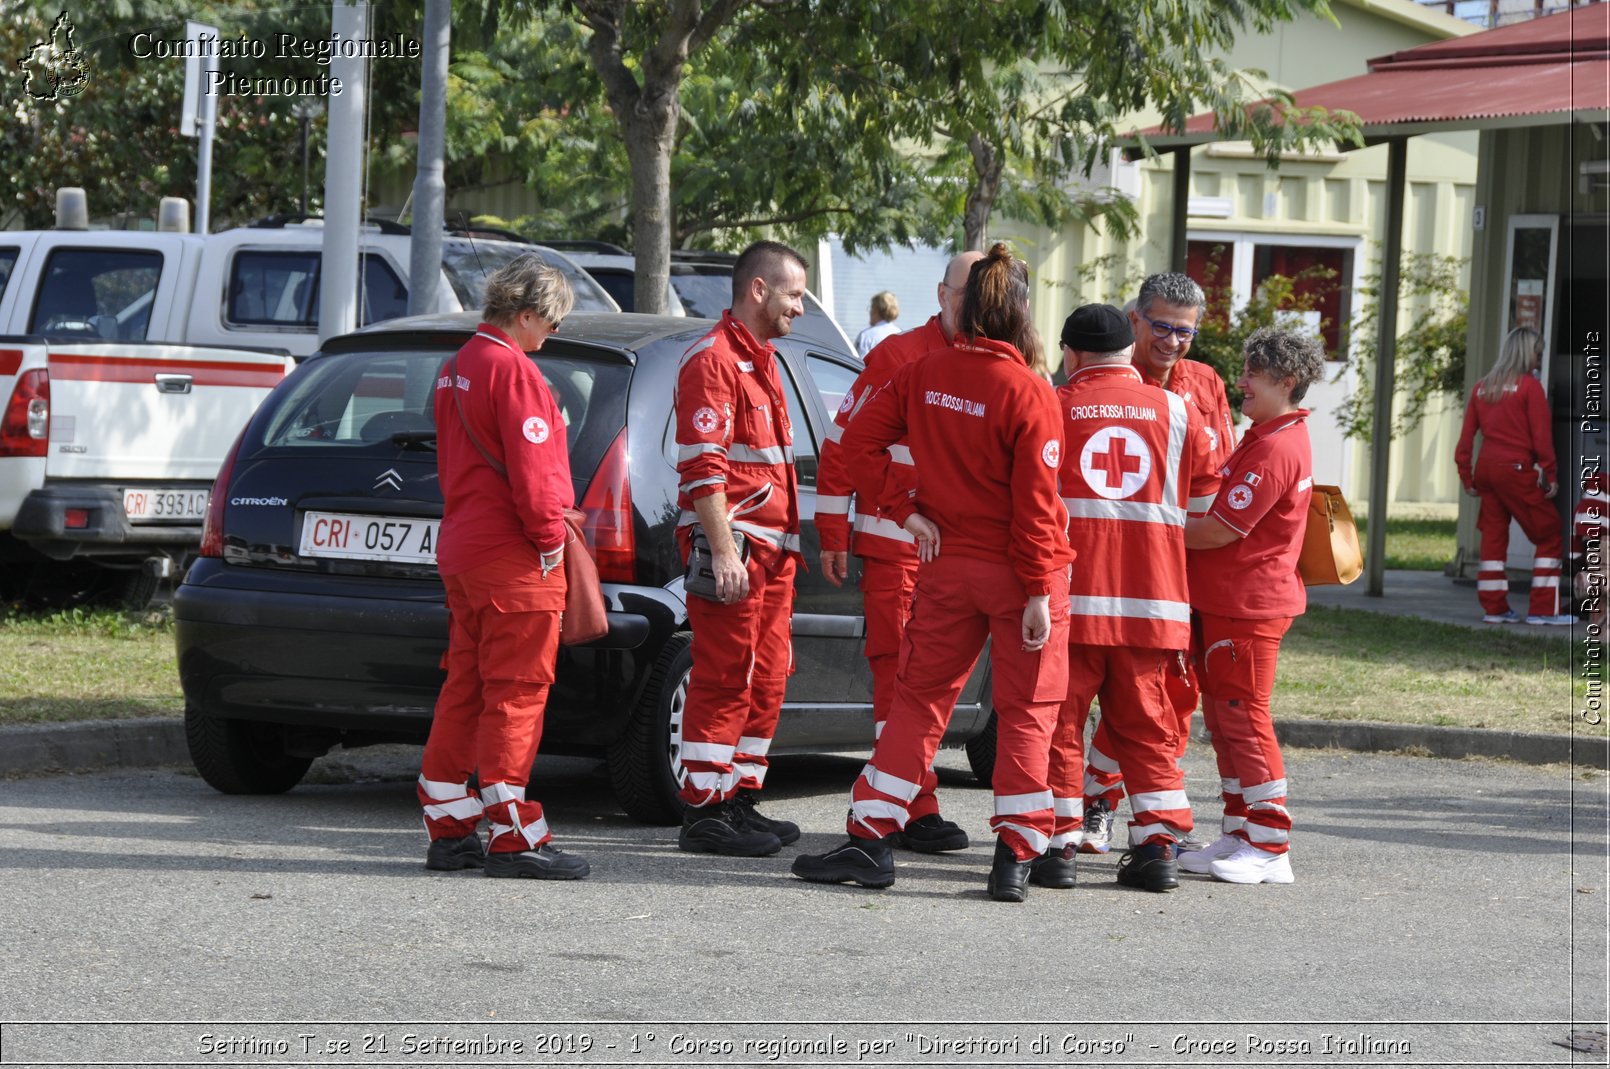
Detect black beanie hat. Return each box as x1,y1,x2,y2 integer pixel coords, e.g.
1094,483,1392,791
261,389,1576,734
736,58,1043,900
1060,303,1134,353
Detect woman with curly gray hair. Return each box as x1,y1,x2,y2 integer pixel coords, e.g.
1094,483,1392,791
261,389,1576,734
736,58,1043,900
415,254,589,881
1179,327,1324,886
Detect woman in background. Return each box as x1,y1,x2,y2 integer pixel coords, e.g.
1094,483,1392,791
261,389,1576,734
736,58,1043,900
1454,326,1570,626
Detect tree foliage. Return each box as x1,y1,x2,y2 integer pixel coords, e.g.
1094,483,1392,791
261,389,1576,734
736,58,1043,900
1332,251,1469,442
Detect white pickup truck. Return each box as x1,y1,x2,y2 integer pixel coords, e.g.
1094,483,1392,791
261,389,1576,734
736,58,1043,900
0,215,615,606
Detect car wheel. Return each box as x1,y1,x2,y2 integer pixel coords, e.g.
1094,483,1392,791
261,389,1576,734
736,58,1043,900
185,703,313,794
607,631,692,825
965,712,996,788
0,556,160,612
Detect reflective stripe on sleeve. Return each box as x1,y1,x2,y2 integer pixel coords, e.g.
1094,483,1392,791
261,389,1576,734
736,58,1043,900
886,444,913,465
678,442,727,462
728,443,788,465
852,514,915,542
816,495,851,513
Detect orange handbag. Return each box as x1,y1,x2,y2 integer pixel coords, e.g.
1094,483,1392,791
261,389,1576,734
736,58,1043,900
559,508,609,646
1299,484,1363,586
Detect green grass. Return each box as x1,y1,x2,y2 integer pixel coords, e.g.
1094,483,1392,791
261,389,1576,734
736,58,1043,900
1277,605,1596,736
1353,510,1458,571
0,608,182,725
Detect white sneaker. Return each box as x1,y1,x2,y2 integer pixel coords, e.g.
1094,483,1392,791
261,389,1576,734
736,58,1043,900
1208,842,1294,884
1177,834,1243,873
1525,614,1575,626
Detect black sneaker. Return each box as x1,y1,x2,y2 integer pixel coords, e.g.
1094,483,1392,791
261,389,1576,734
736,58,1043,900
483,843,590,880
425,833,486,871
1079,799,1115,854
1028,844,1077,889
679,801,783,857
894,812,970,853
1116,840,1179,893
791,835,895,889
987,838,1033,903
734,789,800,845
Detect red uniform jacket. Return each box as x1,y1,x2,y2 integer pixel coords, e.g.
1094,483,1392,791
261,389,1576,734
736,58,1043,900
1057,364,1219,648
1142,357,1236,509
817,316,949,561
433,324,573,577
841,336,1072,596
1189,410,1313,619
1455,373,1558,488
674,311,801,572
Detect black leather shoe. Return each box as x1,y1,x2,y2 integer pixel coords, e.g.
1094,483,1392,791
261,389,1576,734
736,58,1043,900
679,801,783,857
1028,844,1077,889
1116,840,1179,893
425,834,485,871
894,812,970,853
987,838,1032,903
483,843,590,880
733,789,801,845
791,836,895,889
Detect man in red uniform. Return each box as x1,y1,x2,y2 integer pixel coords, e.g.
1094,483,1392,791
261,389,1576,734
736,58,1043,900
1079,272,1235,854
815,250,983,854
1039,304,1220,893
673,241,808,857
419,255,587,879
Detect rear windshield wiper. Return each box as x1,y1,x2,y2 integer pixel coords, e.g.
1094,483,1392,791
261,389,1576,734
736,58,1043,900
390,431,438,451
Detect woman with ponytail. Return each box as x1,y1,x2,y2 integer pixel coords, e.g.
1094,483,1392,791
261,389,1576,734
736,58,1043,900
1454,326,1570,625
792,244,1073,902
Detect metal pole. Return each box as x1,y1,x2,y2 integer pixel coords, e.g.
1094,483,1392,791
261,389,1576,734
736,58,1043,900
299,115,310,215
1366,137,1408,597
319,1,369,343
195,70,216,233
1170,147,1191,274
408,0,450,317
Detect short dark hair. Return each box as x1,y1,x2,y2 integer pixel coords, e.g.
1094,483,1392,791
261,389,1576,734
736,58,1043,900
731,241,809,305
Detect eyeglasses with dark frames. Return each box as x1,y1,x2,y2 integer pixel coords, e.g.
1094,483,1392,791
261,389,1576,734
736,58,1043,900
1140,314,1198,341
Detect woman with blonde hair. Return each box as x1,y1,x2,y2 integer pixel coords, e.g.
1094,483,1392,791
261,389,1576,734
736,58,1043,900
1454,326,1569,625
793,243,1072,901
416,254,591,879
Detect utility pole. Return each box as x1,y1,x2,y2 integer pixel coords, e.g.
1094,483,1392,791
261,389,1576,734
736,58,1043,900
319,1,370,343
408,0,450,316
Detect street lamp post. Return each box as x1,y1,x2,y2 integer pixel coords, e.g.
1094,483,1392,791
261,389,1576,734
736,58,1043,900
291,98,324,216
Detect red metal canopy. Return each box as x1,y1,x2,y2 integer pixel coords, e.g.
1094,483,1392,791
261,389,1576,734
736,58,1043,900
1142,3,1609,145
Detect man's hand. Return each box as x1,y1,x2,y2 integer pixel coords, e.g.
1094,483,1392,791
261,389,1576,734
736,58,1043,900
1021,595,1051,651
820,550,850,588
713,546,750,603
1463,485,1480,498
1545,481,1559,500
903,513,941,562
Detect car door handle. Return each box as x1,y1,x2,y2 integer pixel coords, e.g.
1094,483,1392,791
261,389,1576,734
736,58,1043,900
155,373,193,394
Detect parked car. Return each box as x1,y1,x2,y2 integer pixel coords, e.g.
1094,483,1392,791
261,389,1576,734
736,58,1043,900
174,311,996,823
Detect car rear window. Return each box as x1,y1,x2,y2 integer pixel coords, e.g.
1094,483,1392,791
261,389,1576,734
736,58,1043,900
255,344,630,482
0,247,17,305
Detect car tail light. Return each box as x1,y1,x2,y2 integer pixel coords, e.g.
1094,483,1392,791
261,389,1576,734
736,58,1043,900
578,428,634,582
0,369,49,458
199,426,248,559
64,508,90,529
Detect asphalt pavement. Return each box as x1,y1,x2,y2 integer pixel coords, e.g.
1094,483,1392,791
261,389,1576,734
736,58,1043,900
1,745,1605,1067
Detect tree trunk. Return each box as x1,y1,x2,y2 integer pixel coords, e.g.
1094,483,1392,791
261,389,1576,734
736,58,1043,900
622,97,679,317
962,133,1003,252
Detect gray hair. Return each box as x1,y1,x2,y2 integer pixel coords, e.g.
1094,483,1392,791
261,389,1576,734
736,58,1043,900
482,254,575,327
1136,272,1206,318
1243,327,1326,403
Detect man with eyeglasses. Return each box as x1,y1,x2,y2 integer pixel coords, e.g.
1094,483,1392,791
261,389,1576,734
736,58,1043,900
814,250,984,855
1078,272,1237,857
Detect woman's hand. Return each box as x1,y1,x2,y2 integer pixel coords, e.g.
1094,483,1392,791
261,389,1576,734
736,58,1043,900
1021,595,1051,651
1545,481,1559,500
903,513,941,562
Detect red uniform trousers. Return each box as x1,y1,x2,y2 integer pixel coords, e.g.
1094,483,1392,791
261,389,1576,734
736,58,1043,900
848,556,1069,861
1197,612,1291,855
679,556,797,808
418,543,565,853
1081,647,1198,812
860,556,943,820
1050,646,1194,850
1473,455,1565,618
